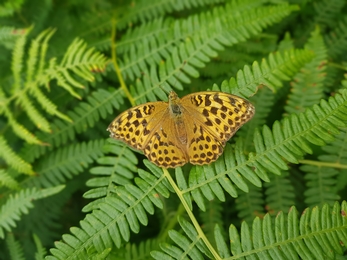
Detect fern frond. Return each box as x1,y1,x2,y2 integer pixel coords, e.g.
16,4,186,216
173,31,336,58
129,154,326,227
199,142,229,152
237,86,275,151
18,181,81,252
325,17,347,59
0,169,20,190
199,199,224,246
19,88,124,162
11,25,29,92
121,239,158,259
301,164,340,207
285,27,328,114
0,27,108,174
18,92,51,132
277,32,294,51
48,38,107,98
151,218,213,259
83,140,138,212
5,232,25,260
47,160,176,258
33,233,47,260
151,217,213,259
235,186,264,226
0,186,64,239
264,171,296,215
116,0,225,30
116,17,169,55
23,139,106,188
0,0,24,17
0,136,33,175
314,0,345,28
0,26,26,49
214,48,314,97
299,128,347,207
121,2,300,102
2,103,43,145
152,202,347,259
200,35,279,79
227,201,346,259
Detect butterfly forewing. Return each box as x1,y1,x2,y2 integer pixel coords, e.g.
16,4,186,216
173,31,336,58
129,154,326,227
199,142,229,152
107,101,168,150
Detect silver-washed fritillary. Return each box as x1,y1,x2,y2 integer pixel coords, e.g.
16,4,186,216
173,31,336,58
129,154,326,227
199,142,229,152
107,91,255,168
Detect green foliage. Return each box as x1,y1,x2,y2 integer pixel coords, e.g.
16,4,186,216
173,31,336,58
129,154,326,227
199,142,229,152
151,202,347,259
1,0,347,259
0,186,64,239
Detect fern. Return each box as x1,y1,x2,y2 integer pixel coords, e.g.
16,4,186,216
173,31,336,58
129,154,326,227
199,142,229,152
33,233,47,260
314,0,345,29
152,202,347,259
285,27,328,114
0,27,107,174
23,139,106,188
82,139,138,212
4,233,25,260
19,88,124,163
2,1,347,259
121,2,300,102
299,128,347,207
0,0,24,17
0,136,33,174
0,169,19,190
235,185,264,226
47,76,347,259
264,171,296,215
0,26,25,49
0,186,64,238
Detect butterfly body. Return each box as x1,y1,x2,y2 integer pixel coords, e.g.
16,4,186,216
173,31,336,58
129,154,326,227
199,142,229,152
108,91,255,168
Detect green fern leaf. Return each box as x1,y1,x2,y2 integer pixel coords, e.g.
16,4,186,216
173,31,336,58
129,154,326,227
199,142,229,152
33,233,47,260
0,26,26,49
264,171,296,215
5,233,25,260
0,169,20,190
314,0,345,28
216,49,314,97
24,139,106,188
153,202,347,259
0,186,64,238
124,2,301,103
235,185,264,226
228,202,347,259
0,136,33,175
48,163,174,258
83,140,137,212
19,88,124,162
285,27,328,114
325,16,347,59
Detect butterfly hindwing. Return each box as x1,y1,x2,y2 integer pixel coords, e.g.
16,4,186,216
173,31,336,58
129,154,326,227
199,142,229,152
185,123,224,165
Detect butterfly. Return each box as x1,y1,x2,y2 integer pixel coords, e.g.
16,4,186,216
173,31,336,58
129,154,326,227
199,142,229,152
107,91,255,168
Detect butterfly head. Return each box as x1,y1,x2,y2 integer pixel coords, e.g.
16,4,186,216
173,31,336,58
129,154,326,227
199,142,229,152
168,91,179,101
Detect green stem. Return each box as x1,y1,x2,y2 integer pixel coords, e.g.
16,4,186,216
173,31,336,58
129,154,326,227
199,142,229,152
162,168,221,260
110,18,134,106
299,159,347,169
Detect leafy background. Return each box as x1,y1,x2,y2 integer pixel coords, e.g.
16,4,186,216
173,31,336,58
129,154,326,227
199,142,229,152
1,0,347,259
